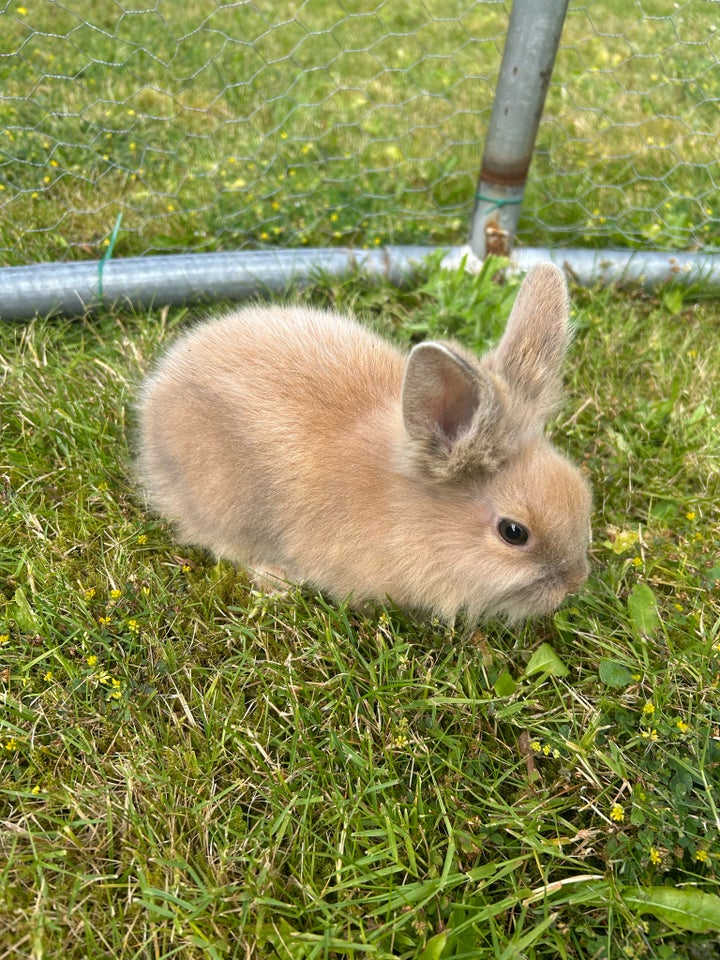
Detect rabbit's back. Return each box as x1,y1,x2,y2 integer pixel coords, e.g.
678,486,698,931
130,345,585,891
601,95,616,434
152,305,401,417
137,305,405,571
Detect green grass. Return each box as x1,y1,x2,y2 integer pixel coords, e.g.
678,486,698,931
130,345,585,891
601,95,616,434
0,0,718,263
2,259,720,957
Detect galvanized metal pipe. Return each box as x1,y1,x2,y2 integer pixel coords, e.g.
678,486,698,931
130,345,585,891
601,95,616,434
1,246,719,322
513,246,720,289
469,0,570,259
0,246,435,321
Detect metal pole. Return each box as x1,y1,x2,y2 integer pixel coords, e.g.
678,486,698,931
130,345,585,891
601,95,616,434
469,0,570,260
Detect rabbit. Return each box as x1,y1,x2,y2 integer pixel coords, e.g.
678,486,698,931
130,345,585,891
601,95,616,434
135,262,592,623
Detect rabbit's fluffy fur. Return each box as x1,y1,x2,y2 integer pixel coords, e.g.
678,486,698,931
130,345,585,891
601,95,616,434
136,263,591,622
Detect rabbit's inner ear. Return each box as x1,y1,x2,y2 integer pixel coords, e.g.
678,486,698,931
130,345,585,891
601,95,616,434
402,342,479,443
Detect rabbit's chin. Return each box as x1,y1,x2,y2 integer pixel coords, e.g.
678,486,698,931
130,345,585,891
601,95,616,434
479,579,580,625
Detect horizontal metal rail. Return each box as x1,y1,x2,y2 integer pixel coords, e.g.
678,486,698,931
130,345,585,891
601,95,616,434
1,246,718,322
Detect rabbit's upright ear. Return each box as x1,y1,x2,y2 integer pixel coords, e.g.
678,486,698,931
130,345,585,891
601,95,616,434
492,263,570,419
401,342,510,480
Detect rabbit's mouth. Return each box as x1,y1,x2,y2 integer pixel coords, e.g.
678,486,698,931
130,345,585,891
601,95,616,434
487,567,588,623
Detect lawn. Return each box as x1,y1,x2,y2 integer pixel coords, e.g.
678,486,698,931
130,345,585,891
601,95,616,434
1,258,720,957
0,0,718,263
1,0,720,956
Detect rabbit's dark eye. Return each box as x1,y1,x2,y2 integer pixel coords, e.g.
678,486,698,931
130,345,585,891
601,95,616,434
498,518,529,546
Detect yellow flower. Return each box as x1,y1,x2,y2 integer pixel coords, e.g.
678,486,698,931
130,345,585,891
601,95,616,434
610,803,625,822
649,847,662,865
84,588,96,600
181,564,191,574
641,728,659,742
642,701,655,716
43,670,53,681
676,718,690,734
109,589,121,600
4,738,17,752
686,511,696,521
98,616,111,626
604,528,639,555
86,655,98,667
137,534,147,544
695,850,709,863
127,619,140,634
18,6,28,14
0,634,8,644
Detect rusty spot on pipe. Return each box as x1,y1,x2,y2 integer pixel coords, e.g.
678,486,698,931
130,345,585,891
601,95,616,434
485,221,512,257
479,164,530,188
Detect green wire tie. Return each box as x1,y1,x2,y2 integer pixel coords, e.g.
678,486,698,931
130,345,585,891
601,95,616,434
97,213,123,301
474,193,523,214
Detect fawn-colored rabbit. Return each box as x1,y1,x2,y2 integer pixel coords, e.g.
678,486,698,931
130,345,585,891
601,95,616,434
136,263,591,621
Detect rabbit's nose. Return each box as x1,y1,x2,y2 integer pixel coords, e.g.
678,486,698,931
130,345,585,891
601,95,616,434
564,558,590,594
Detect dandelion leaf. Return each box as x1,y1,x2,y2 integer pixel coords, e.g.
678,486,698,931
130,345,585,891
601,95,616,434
417,933,448,960
12,586,41,633
494,670,518,697
524,643,569,678
627,582,660,636
622,885,720,934
598,659,634,688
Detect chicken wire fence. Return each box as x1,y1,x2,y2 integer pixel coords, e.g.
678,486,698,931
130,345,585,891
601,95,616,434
0,0,718,268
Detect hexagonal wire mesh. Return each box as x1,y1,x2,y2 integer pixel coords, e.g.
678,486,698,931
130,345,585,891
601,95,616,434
0,0,717,267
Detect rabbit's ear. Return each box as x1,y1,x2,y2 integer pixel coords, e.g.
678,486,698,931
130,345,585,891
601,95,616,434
492,263,570,417
402,342,511,479
402,342,479,445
